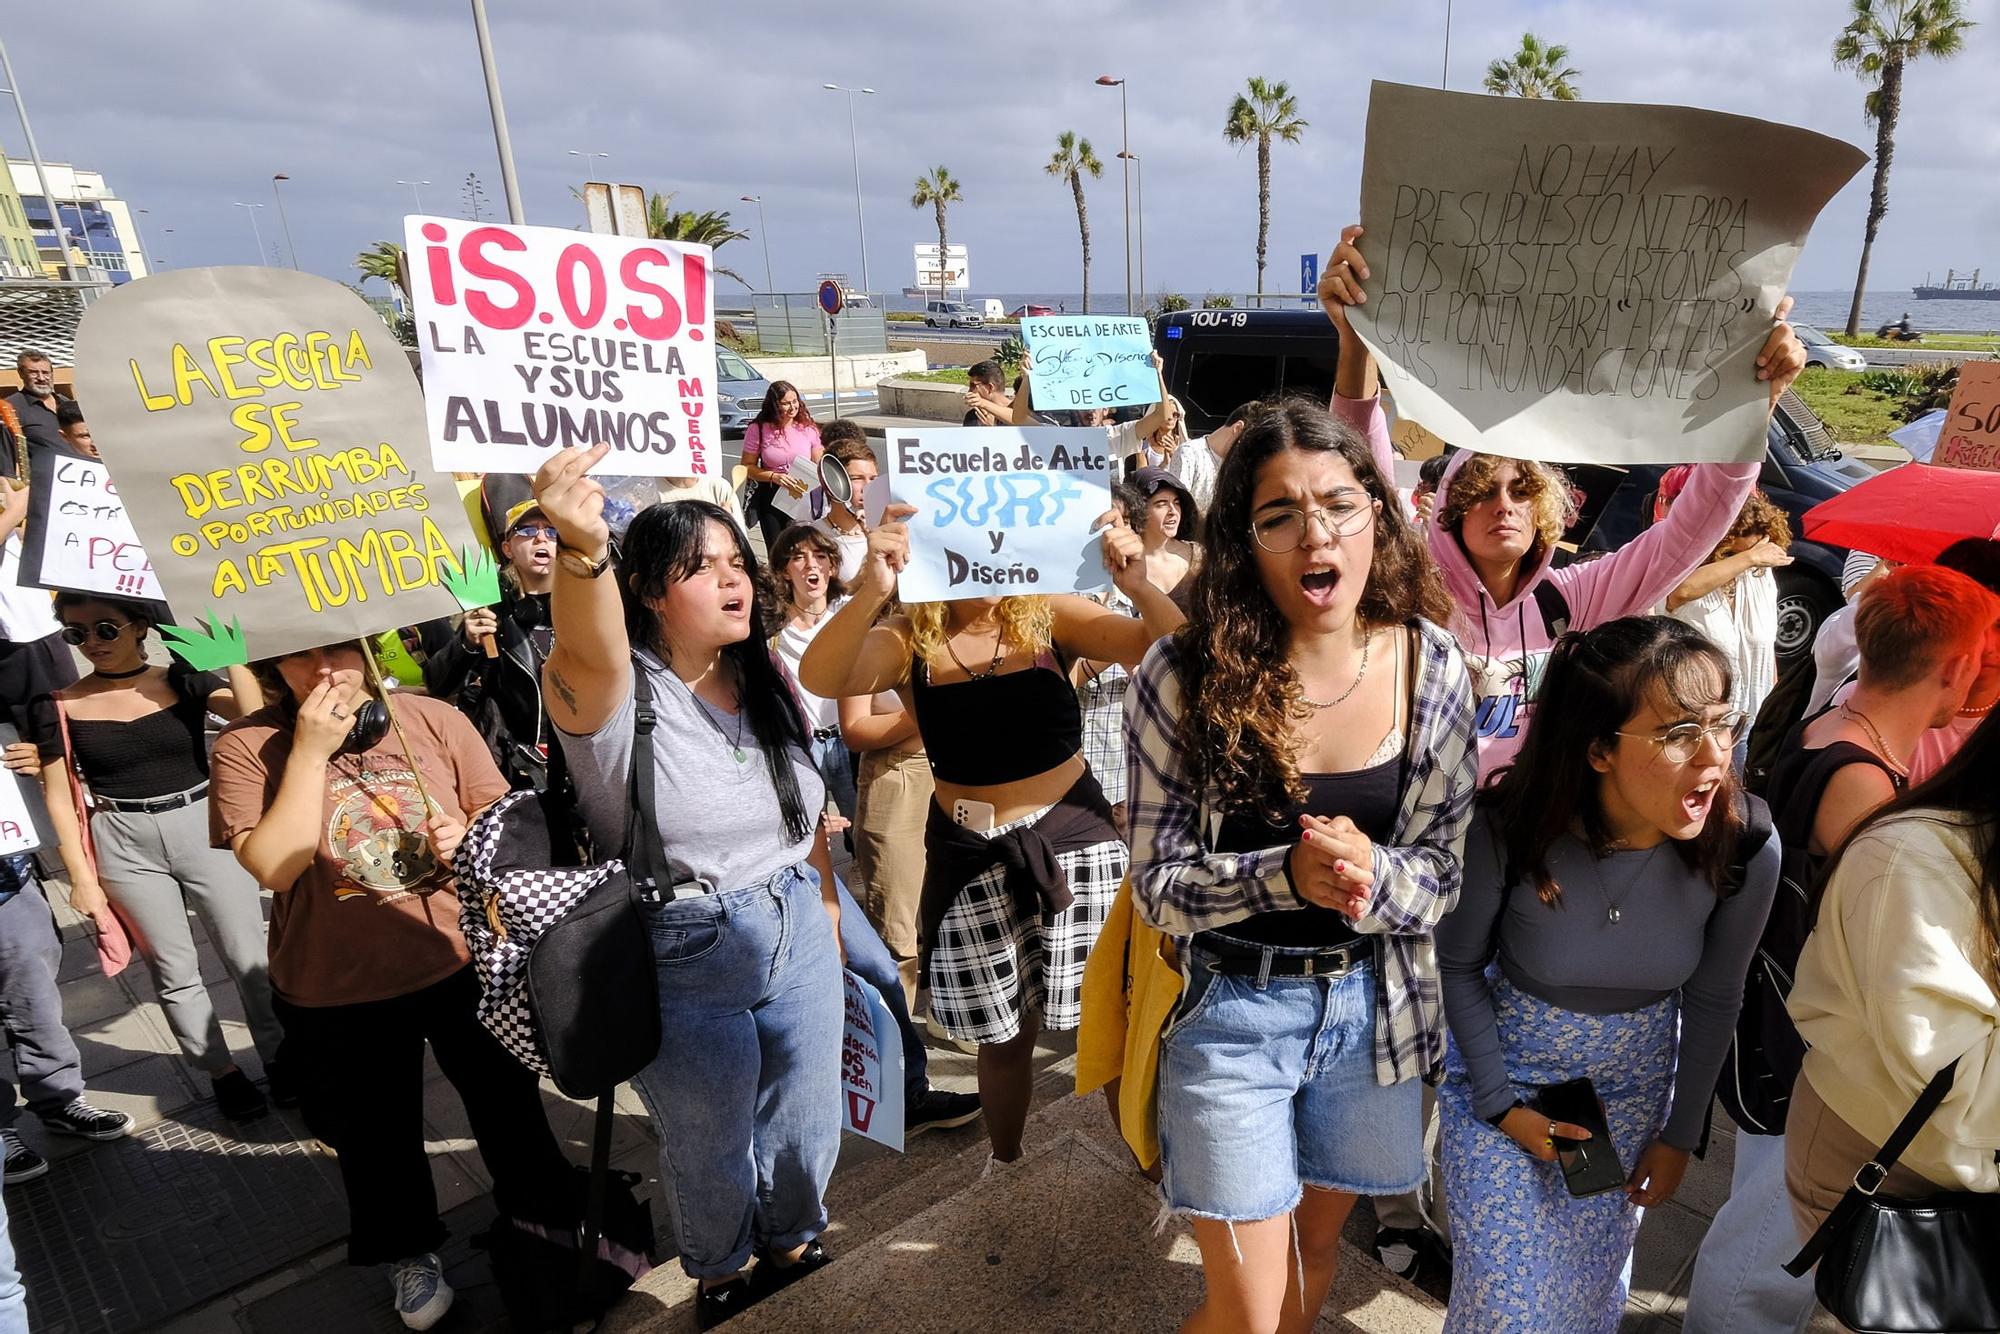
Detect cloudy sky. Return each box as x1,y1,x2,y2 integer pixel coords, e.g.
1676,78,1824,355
9,0,1995,301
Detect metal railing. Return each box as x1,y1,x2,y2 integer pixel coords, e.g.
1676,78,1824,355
747,294,887,356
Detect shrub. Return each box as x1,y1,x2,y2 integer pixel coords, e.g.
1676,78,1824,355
997,334,1027,375
1200,293,1235,309
1149,292,1192,315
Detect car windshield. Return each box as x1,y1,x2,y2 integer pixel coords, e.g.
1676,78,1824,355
1795,324,1831,346
715,349,757,381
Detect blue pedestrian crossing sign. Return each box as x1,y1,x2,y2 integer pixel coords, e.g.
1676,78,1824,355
1300,253,1319,306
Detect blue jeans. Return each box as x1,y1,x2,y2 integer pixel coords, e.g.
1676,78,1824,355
1686,1130,1816,1334
811,734,856,823
631,862,842,1280
0,1180,25,1334
835,878,927,1104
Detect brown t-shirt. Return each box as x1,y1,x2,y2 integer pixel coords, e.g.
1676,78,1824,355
209,692,511,1008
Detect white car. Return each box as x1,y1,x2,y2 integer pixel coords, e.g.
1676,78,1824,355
923,300,983,329
1795,324,1867,371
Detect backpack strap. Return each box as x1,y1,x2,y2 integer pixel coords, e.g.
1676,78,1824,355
623,660,668,901
1784,1059,1959,1276
1531,580,1571,639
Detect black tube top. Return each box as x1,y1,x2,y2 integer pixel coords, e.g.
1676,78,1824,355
908,649,1083,786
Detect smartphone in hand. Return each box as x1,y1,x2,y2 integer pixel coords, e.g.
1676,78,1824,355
1529,1077,1626,1198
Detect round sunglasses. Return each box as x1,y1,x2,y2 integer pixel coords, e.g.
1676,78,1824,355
60,619,135,645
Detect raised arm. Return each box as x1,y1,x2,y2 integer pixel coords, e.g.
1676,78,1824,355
533,443,627,735
1665,541,1792,612
1128,352,1171,442
1048,516,1185,668
797,504,917,699
223,679,363,891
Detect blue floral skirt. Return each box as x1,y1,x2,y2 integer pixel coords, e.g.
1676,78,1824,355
1437,973,1677,1334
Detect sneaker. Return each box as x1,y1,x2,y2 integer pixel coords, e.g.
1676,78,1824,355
390,1253,454,1330
693,1274,758,1330
212,1070,269,1123
923,1015,981,1055
264,1062,301,1109
751,1237,832,1300
39,1098,133,1142
1374,1225,1426,1279
1,1129,48,1185
905,1087,981,1137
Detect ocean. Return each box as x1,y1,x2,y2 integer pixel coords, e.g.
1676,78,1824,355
876,289,2000,333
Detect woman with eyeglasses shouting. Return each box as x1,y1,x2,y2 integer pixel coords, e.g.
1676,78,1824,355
740,381,822,552
1123,399,1477,1333
1433,617,1779,1333
206,638,575,1329
31,595,285,1123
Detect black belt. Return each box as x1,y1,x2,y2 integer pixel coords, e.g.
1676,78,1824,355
811,727,842,742
95,782,209,815
1198,936,1369,979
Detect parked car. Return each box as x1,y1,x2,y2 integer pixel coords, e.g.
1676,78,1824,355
716,346,772,440
1153,309,1864,666
1795,323,1867,371
1011,304,1054,318
924,300,984,328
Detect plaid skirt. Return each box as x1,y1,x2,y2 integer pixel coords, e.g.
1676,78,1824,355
926,819,1125,1045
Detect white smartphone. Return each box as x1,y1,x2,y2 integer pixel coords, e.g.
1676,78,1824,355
952,798,997,832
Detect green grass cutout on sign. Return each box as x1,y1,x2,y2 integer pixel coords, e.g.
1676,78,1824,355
159,612,248,671
439,546,502,611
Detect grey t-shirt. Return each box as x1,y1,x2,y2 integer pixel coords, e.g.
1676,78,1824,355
557,650,824,894
1435,810,1780,1148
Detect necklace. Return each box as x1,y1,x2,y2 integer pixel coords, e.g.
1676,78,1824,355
1587,841,1665,925
94,664,151,680
1960,701,1995,719
1300,629,1372,709
793,602,829,629
1840,702,1909,777
945,628,1006,681
676,670,749,763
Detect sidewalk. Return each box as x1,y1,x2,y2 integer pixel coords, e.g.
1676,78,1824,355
8,872,1830,1332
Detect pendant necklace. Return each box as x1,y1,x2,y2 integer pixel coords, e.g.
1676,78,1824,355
679,671,749,764
1300,628,1372,709
945,629,1006,681
1588,841,1664,925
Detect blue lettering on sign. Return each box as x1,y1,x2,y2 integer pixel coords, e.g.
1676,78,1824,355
925,472,1086,528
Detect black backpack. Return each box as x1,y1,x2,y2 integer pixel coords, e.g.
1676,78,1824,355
1745,657,1855,799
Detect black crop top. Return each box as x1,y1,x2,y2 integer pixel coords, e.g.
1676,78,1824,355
1202,751,1403,950
908,649,1083,786
65,689,216,801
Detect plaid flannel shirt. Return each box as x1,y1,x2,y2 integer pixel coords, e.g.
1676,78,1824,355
1125,622,1479,1085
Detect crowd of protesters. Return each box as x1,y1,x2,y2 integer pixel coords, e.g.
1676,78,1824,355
0,198,1993,1334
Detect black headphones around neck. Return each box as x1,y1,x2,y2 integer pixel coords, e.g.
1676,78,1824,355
337,698,392,755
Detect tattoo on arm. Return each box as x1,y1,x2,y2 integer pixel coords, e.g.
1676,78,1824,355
548,665,578,713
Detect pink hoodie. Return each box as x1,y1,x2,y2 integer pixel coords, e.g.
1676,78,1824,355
1329,394,1757,780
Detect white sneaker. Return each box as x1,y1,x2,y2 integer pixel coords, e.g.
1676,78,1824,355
390,1253,454,1330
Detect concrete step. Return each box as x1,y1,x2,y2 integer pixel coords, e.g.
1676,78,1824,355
605,1062,1444,1333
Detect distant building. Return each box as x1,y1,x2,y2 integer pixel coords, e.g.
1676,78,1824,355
0,157,35,279
5,159,149,283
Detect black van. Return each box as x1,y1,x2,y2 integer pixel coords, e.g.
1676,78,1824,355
1152,309,1866,666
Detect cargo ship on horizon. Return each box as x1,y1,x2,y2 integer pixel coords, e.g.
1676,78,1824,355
1914,268,1998,300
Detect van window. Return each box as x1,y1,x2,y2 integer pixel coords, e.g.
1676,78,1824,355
1182,351,1278,423
1280,348,1339,405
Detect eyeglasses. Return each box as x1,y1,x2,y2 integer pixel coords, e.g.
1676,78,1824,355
1250,500,1377,553
60,620,134,645
508,524,558,541
1615,711,1751,765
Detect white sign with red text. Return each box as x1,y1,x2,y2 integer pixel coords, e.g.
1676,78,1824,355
841,969,904,1151
28,454,162,600
404,215,718,477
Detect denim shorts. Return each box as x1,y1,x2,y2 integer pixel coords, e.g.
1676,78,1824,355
1157,944,1423,1221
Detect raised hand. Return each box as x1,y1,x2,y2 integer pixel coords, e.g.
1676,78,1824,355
293,677,366,764
1757,295,1807,409
859,502,916,602
532,443,611,557
1317,224,1370,330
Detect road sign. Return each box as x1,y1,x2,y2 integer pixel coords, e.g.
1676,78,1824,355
818,279,845,317
582,182,648,237
1301,252,1319,307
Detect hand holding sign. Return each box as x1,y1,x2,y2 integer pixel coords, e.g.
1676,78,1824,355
1022,316,1161,411
856,503,917,604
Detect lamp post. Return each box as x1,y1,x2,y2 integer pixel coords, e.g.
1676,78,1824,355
1096,75,1131,315
1118,151,1144,303
567,148,610,177
232,201,269,266
1442,0,1454,87
822,84,875,295
0,35,81,282
740,195,775,292
396,179,430,213
270,173,299,269
468,0,525,224
157,227,173,270
131,206,156,276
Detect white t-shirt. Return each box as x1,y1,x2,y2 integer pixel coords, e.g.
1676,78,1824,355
810,517,869,585
1809,603,1860,715
657,475,747,532
0,534,58,644
771,597,846,732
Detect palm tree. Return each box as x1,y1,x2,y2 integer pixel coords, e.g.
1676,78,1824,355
1483,33,1583,99
1045,133,1104,314
1833,0,1973,335
353,240,406,299
910,166,963,305
1222,78,1307,300
642,191,749,287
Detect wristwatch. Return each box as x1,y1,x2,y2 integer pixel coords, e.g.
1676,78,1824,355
556,545,611,579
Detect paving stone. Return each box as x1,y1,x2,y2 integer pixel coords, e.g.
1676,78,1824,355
34,1052,201,1154
51,969,135,1030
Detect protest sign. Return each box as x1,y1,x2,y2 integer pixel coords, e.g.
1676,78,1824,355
405,215,717,478
0,724,53,858
1935,362,2000,472
19,453,163,600
881,427,1114,602
74,267,498,668
1022,316,1161,410
1347,82,1864,465
841,969,904,1152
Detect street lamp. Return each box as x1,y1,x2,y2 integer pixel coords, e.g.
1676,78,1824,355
1118,151,1144,302
740,195,775,292
1442,0,1454,87
1096,75,1132,315
131,206,156,276
469,0,525,224
232,201,268,266
396,179,431,213
0,36,81,283
271,173,299,269
822,84,876,295
157,227,173,270
567,148,610,177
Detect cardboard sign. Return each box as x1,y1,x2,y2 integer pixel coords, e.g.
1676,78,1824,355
0,723,53,858
882,427,1114,602
73,267,497,669
1935,362,2000,472
841,970,904,1152
406,215,717,477
19,453,163,600
1346,82,1864,465
1022,316,1161,410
